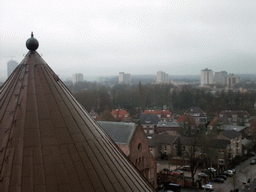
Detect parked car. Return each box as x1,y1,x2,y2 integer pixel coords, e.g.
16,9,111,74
208,167,217,173
170,171,181,175
216,175,227,180
198,172,209,178
180,165,191,171
250,151,256,156
242,178,251,184
202,183,213,191
222,170,233,177
251,159,256,165
175,170,184,175
212,177,224,183
231,169,236,174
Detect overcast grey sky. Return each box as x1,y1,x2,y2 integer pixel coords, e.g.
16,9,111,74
1,0,256,81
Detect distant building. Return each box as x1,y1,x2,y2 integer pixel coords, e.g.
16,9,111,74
7,59,18,77
72,73,83,84
226,73,240,88
215,71,227,85
156,71,169,84
144,110,172,122
119,72,131,84
200,68,213,87
111,109,131,122
186,107,207,126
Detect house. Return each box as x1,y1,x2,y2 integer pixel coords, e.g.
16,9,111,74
206,139,231,169
89,108,100,120
217,130,243,160
186,107,207,126
98,121,157,188
111,109,131,122
218,110,251,126
242,138,255,156
155,121,181,136
144,110,172,122
176,115,198,135
148,133,178,159
140,113,161,135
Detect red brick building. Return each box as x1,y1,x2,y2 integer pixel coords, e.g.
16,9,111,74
98,121,157,188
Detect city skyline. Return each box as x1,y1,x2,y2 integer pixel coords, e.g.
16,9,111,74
1,1,256,81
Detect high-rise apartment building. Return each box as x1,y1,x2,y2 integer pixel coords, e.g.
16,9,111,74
119,72,131,84
226,73,240,88
7,59,18,77
215,71,227,85
156,71,169,84
200,68,213,86
72,73,83,84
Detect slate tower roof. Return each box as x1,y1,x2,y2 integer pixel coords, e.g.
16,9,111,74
0,34,155,191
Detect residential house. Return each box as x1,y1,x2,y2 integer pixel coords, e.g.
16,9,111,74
206,139,231,169
176,115,197,135
148,133,178,159
217,130,242,160
144,110,172,122
111,109,131,122
98,121,157,188
89,108,99,120
155,122,181,136
218,110,251,126
186,107,207,126
242,138,255,156
140,113,161,135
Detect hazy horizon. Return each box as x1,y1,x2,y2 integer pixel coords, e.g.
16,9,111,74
1,1,256,82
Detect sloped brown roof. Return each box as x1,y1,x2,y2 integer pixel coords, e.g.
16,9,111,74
0,43,155,191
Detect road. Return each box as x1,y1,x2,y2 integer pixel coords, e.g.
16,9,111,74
182,156,256,192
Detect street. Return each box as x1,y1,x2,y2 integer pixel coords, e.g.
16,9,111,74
181,156,256,192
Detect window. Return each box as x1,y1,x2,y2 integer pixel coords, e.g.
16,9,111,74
164,145,167,150
138,143,142,150
182,145,186,151
174,144,177,149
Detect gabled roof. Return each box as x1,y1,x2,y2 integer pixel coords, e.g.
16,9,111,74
207,139,230,149
149,134,177,147
187,107,206,117
111,109,130,120
144,110,172,118
176,115,196,125
140,113,160,125
98,121,136,144
220,130,242,139
0,35,155,192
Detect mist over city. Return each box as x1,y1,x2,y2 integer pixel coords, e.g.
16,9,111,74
1,0,256,82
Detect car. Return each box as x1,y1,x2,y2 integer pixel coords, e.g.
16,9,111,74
251,159,256,164
231,169,236,174
180,165,191,171
242,178,251,184
198,172,209,178
250,151,256,156
216,175,227,180
208,167,217,173
175,170,184,175
170,171,181,175
212,177,224,183
222,170,233,177
202,183,213,191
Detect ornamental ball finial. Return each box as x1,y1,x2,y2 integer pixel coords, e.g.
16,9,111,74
26,32,39,51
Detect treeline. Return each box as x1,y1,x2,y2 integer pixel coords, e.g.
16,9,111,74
68,82,256,118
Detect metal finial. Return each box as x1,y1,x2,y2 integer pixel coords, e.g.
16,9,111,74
31,32,34,38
